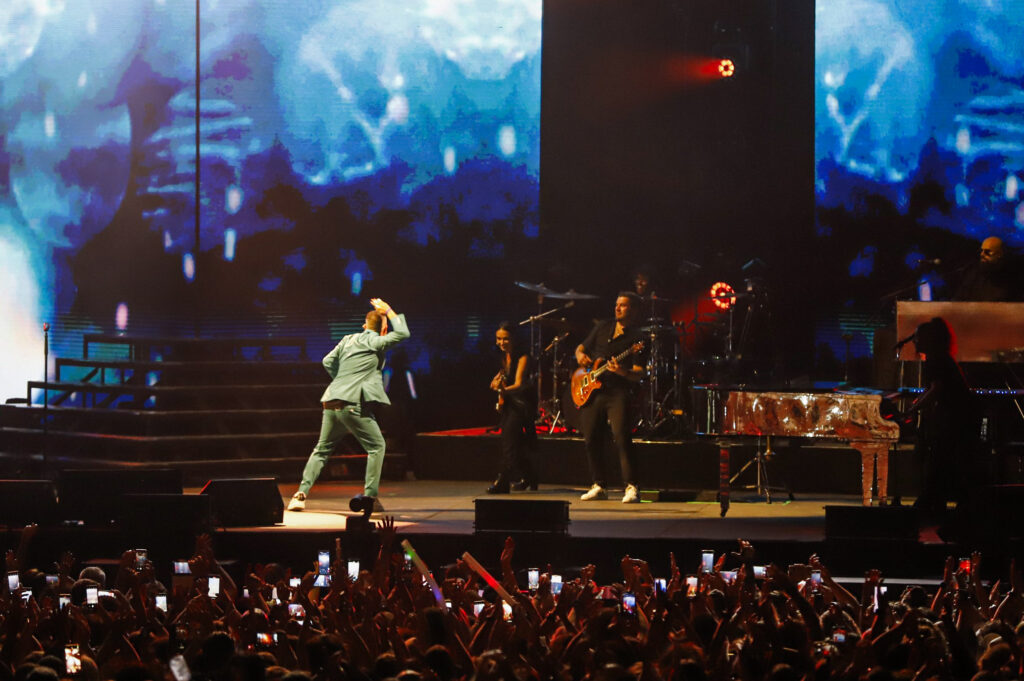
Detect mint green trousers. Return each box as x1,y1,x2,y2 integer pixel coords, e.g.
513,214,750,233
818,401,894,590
298,402,385,498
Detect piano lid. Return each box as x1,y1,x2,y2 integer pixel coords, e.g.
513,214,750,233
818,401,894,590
720,391,900,442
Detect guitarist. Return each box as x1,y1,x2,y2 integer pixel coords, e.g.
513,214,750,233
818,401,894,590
486,322,539,494
574,293,647,503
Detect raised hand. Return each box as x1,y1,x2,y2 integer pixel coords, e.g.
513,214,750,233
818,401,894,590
370,298,392,314
376,515,397,552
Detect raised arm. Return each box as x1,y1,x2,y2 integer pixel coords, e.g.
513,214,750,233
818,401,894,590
366,298,410,350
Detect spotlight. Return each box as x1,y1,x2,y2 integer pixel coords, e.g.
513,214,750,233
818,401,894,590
717,59,735,78
710,282,736,310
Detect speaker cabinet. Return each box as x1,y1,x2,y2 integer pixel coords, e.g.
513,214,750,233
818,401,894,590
199,478,284,527
825,505,918,541
58,468,183,525
474,499,570,534
0,480,58,526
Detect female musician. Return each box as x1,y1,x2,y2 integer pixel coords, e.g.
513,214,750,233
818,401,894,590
487,322,538,493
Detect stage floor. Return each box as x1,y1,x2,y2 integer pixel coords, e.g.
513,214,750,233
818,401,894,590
236,479,919,544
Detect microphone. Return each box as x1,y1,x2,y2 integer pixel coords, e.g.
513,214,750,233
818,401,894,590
893,333,916,350
915,258,941,266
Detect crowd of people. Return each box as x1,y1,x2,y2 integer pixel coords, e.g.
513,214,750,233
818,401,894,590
2,524,1023,681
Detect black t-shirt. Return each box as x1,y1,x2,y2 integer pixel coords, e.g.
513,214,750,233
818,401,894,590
580,319,647,392
953,261,1021,301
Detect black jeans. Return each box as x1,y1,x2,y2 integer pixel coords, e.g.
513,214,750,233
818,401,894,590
579,389,636,488
497,406,537,484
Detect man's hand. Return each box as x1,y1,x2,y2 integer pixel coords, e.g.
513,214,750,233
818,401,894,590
607,357,624,375
370,298,393,315
576,351,593,368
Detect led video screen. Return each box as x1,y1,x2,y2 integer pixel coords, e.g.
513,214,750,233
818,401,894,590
0,0,541,401
814,0,1024,364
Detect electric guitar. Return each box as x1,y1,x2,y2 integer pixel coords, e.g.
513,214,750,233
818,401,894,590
570,340,644,408
495,376,505,412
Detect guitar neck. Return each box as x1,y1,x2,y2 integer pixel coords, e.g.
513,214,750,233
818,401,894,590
592,345,638,378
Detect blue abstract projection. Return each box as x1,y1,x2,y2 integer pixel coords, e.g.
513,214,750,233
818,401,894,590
816,0,1024,245
0,0,541,397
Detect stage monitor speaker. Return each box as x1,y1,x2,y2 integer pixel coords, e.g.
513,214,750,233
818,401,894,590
199,478,283,527
59,469,183,525
118,493,211,539
474,499,570,534
0,480,58,526
825,505,918,541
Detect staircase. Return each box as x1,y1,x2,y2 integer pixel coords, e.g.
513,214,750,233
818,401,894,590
0,334,408,484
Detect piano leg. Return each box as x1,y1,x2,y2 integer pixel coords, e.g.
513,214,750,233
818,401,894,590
718,446,730,517
852,442,889,506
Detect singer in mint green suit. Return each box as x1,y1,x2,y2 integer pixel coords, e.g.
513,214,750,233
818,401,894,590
295,301,409,503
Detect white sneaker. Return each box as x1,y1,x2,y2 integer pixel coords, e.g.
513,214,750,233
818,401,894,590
287,492,306,511
622,484,640,504
580,484,607,501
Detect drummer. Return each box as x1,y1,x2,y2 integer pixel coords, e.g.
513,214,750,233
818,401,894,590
632,266,672,323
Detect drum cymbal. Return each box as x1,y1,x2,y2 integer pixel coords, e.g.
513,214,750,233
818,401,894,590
515,281,561,297
545,288,599,300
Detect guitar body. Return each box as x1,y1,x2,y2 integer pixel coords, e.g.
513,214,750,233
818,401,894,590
570,361,604,408
570,340,645,408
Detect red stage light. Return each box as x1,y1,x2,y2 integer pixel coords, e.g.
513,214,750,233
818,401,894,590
717,59,735,78
710,282,736,310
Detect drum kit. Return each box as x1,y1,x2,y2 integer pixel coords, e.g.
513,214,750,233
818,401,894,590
513,279,751,438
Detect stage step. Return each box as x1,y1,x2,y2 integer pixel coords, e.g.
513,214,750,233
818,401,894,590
0,452,409,487
56,358,324,385
82,333,308,361
0,405,321,436
0,427,318,461
27,381,322,410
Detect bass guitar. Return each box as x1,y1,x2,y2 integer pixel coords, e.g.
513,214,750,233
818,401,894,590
569,341,644,408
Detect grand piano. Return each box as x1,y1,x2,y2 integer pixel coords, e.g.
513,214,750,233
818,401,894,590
693,387,901,516
695,302,1024,516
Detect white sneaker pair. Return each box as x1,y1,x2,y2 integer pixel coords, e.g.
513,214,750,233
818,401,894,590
580,484,640,503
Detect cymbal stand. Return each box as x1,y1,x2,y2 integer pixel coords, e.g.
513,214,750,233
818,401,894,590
728,436,793,503
520,296,577,409
655,333,683,433
545,333,570,434
637,327,660,435
519,298,575,422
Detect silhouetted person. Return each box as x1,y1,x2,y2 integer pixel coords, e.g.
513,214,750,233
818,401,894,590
907,317,980,519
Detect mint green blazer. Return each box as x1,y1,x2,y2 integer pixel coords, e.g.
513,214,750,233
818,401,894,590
318,314,410,405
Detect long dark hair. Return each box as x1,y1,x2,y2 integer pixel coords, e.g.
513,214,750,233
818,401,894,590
496,321,519,354
915,317,955,357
